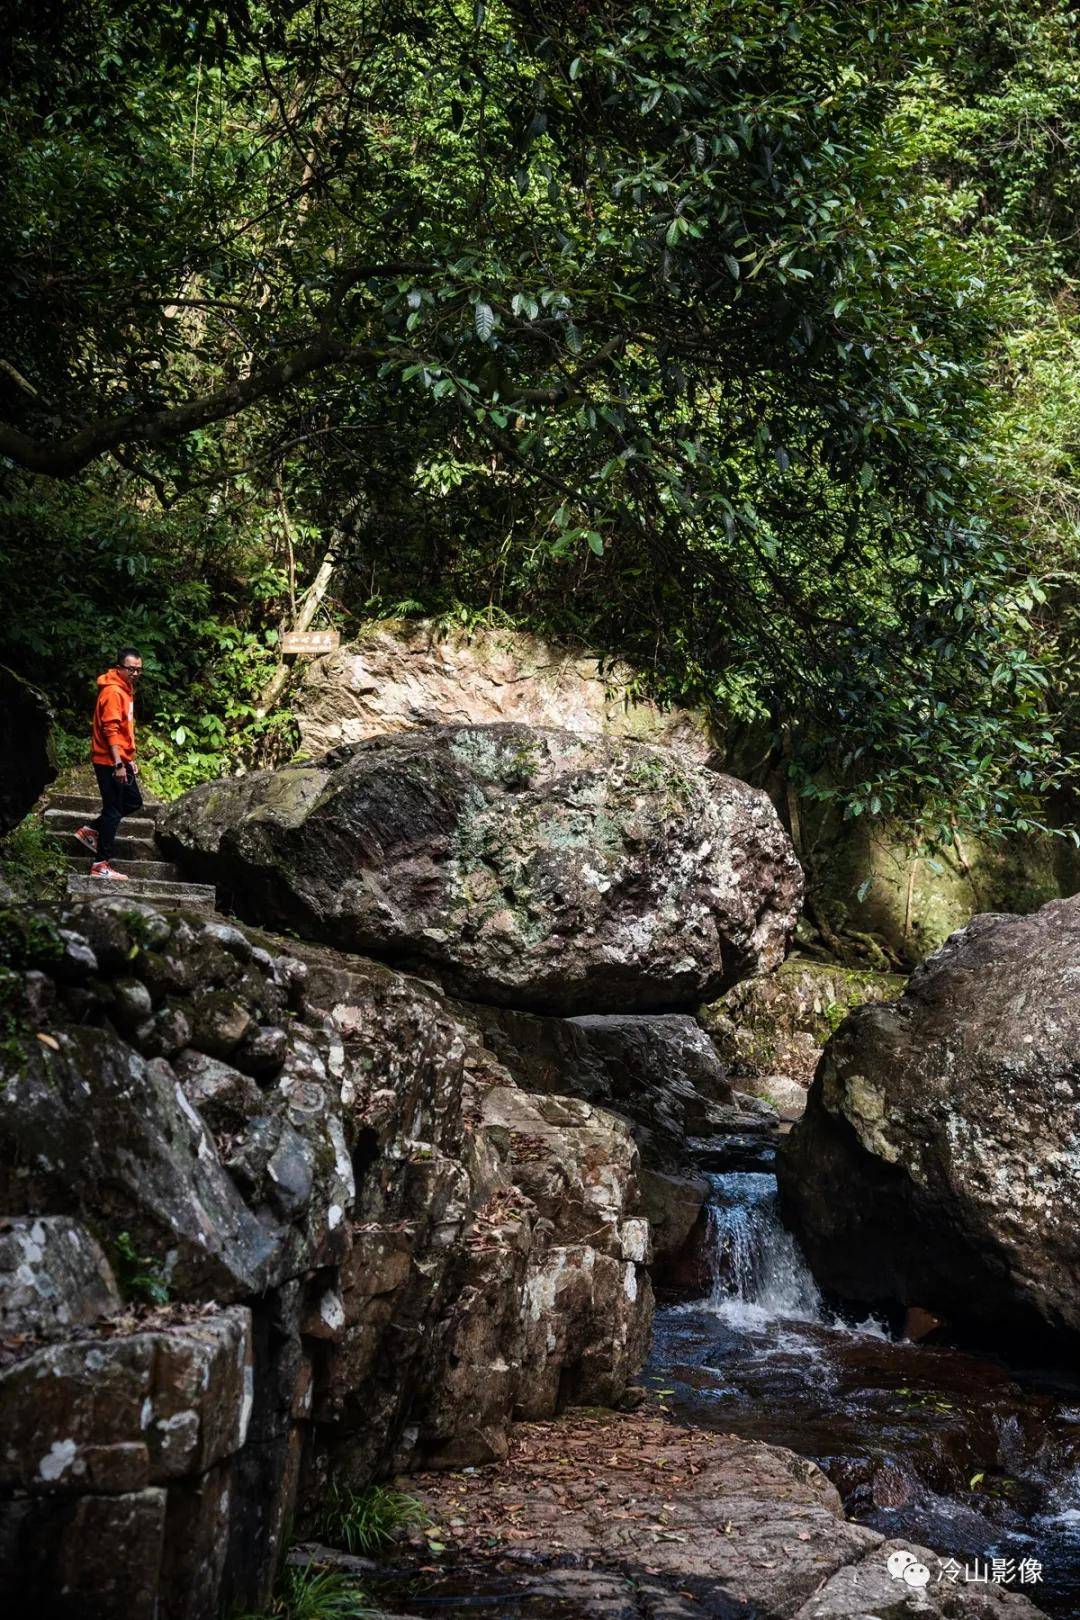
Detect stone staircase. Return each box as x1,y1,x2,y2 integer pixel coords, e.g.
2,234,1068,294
43,792,216,912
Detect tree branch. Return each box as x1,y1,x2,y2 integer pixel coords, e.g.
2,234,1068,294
0,333,378,478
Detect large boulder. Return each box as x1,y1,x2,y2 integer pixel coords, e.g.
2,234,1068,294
293,618,713,762
778,896,1080,1342
0,665,57,834
158,724,802,1012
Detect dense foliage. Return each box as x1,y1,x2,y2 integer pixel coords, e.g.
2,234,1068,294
2,0,1079,843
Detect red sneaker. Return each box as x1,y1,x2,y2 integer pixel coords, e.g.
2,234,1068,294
89,861,128,881
75,825,98,853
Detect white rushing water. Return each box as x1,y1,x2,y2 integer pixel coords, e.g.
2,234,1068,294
699,1171,885,1338
703,1171,825,1327
1037,1465,1080,1533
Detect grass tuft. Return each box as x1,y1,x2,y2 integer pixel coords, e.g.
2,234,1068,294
311,1483,428,1556
232,1563,378,1620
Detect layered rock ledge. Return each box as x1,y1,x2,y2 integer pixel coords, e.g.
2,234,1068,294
0,900,652,1618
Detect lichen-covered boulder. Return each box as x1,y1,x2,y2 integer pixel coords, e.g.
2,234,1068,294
0,1307,252,1620
158,724,802,1012
778,896,1080,1342
0,665,57,835
0,1307,252,1494
0,1026,281,1301
0,1217,119,1337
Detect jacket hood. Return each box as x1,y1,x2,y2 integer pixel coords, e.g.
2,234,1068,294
97,668,131,691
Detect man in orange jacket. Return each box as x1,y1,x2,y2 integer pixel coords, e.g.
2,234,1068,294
75,648,144,880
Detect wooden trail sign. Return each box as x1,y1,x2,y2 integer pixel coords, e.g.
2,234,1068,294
280,630,340,655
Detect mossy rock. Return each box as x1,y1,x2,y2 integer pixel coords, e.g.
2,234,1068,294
701,956,906,1087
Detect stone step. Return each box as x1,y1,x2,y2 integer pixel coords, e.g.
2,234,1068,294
52,830,159,861
44,807,157,839
66,875,216,911
62,856,183,882
47,793,161,818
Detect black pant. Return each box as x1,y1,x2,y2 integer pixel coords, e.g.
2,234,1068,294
92,763,143,861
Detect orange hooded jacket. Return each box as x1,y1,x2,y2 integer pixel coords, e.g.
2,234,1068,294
91,669,137,765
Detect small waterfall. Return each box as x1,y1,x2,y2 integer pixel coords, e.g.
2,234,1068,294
702,1171,827,1328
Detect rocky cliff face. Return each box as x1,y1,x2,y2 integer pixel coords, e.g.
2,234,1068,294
0,901,651,1618
291,619,714,762
778,895,1080,1343
157,722,802,1013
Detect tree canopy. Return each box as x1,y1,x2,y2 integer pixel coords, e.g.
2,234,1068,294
1,0,1078,840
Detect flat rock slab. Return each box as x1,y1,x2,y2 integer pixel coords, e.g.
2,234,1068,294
387,1408,1047,1619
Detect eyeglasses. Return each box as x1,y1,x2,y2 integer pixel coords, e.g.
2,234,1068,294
121,665,143,676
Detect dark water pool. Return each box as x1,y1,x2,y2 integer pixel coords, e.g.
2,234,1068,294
649,1171,1080,1618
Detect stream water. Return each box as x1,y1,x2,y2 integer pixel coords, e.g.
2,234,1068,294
650,1171,1080,1617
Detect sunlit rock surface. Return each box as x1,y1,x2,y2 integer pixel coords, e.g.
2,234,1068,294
292,618,713,762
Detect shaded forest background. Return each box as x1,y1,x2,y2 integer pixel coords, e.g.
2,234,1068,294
3,0,1080,866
